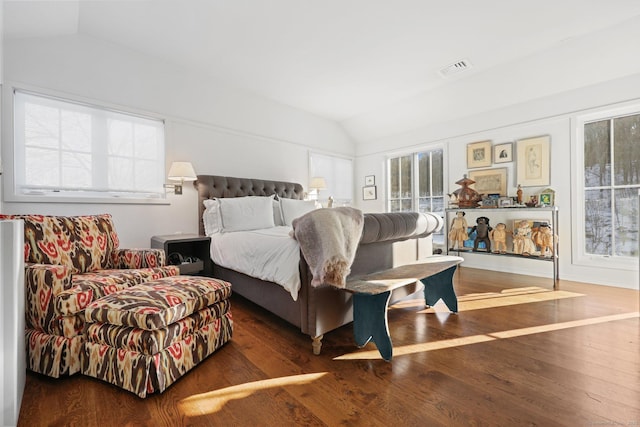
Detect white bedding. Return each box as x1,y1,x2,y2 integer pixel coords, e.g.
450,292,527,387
209,226,301,300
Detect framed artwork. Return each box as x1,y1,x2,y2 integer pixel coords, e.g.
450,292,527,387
468,168,507,196
517,135,550,187
493,142,513,163
362,186,377,200
499,197,512,207
466,140,492,169
482,197,498,207
365,175,375,186
539,188,555,206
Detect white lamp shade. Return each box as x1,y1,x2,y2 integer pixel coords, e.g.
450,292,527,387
168,162,197,181
309,176,327,190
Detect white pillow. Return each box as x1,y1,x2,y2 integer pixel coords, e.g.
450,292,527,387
273,198,285,226
280,198,317,226
202,199,221,235
218,196,275,232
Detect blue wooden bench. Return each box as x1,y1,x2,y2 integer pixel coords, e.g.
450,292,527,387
344,255,463,361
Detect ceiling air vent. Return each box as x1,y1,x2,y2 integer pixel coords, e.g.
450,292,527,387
439,59,472,77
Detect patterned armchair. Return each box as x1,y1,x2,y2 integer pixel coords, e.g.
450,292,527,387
0,213,179,378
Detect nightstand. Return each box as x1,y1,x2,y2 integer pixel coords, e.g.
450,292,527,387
150,234,212,276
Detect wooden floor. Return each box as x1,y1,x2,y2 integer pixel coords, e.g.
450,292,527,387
18,268,640,426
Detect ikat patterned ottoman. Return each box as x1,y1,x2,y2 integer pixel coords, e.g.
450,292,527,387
82,276,233,398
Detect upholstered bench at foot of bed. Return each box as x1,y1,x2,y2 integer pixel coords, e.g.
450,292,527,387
81,276,233,398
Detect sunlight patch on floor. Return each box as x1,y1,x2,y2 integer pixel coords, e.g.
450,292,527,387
389,287,584,313
334,312,639,360
178,372,327,415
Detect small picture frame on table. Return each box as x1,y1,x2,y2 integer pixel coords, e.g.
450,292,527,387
499,197,513,208
363,186,377,200
365,175,375,186
539,188,555,206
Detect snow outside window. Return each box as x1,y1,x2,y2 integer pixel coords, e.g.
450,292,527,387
573,103,640,269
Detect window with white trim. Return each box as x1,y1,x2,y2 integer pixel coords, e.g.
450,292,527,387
13,90,165,201
309,152,353,205
388,148,444,214
388,147,445,239
574,103,640,266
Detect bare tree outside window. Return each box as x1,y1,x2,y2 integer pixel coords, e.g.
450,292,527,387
583,114,640,258
388,149,445,242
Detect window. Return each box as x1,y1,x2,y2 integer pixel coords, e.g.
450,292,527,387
309,152,353,205
12,90,165,201
575,103,640,266
388,148,444,215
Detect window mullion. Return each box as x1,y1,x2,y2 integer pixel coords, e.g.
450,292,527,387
411,153,420,212
610,119,616,255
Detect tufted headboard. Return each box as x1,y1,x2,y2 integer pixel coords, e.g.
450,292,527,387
194,175,305,236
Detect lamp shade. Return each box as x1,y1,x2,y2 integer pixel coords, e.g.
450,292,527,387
309,176,327,190
167,162,197,182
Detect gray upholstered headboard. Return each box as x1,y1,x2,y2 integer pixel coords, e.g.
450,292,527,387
194,175,305,236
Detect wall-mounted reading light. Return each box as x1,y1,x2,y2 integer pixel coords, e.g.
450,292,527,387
164,161,197,195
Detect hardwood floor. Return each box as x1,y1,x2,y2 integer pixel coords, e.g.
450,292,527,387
18,268,640,426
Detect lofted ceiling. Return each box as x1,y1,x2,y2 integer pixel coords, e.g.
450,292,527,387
4,1,640,140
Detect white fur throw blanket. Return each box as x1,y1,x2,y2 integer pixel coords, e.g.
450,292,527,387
291,207,364,289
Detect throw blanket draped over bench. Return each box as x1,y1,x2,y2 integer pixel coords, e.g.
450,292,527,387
292,207,364,289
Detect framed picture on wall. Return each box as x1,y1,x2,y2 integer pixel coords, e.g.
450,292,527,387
517,135,550,187
468,167,507,196
466,140,492,169
365,175,375,186
493,142,513,163
363,186,377,200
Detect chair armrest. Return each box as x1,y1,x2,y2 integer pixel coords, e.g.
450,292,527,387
112,248,167,269
25,263,73,330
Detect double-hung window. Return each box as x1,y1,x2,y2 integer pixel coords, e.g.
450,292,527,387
388,147,445,239
574,103,640,267
309,152,353,205
11,90,165,202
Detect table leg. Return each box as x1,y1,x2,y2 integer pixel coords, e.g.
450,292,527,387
353,291,393,361
421,266,458,313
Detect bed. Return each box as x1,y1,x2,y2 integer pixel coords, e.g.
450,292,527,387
194,175,443,354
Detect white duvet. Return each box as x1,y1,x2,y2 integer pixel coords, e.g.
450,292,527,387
209,226,301,300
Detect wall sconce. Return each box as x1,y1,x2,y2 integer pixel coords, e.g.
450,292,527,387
164,161,197,195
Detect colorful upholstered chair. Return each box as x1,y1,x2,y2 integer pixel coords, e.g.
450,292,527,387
0,213,179,378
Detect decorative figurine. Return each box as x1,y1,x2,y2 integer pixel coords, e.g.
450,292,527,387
512,220,537,256
490,222,508,254
471,216,492,252
516,184,523,204
448,193,459,207
452,175,482,208
448,211,469,250
532,222,555,257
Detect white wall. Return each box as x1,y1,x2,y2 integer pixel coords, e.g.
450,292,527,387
0,220,25,427
1,34,354,247
0,0,4,212
354,73,640,289
344,15,640,145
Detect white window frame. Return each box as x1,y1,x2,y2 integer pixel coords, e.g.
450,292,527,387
4,85,168,204
571,100,640,271
309,151,353,205
386,144,446,213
